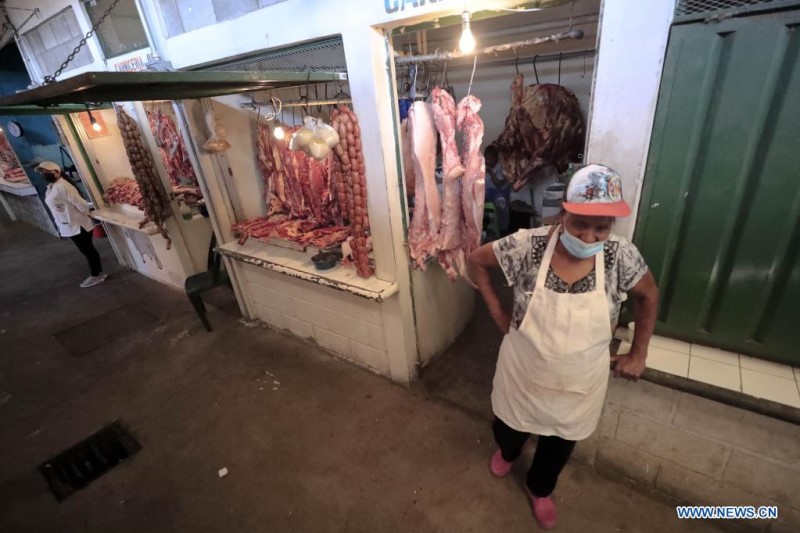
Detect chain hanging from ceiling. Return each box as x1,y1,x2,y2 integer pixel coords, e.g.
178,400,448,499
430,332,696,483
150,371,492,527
43,0,122,84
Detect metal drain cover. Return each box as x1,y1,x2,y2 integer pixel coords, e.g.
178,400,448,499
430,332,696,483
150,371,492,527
39,421,141,501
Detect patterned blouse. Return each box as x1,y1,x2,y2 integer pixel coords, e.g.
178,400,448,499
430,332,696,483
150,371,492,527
492,226,649,330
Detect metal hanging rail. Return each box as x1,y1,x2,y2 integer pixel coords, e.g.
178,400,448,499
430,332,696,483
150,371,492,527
240,98,353,110
394,48,596,72
394,29,583,65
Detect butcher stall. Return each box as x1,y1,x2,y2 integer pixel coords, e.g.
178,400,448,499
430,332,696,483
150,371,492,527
171,41,410,378
55,99,212,289
388,1,599,365
0,72,335,291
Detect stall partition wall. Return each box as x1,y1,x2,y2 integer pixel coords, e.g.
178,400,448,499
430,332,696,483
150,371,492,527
55,103,212,289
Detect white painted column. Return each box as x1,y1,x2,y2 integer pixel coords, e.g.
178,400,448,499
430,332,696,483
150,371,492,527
341,24,419,382
585,0,675,239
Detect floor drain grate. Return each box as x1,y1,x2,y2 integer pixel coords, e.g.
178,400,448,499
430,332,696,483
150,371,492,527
39,421,141,501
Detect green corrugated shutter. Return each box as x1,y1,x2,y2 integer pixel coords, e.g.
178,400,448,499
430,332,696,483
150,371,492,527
634,9,800,365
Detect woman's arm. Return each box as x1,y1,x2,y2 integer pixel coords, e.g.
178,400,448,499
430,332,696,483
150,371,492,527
467,244,511,334
64,182,91,215
611,270,659,381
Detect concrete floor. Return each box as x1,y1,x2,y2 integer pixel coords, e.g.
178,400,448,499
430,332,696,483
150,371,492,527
0,221,724,532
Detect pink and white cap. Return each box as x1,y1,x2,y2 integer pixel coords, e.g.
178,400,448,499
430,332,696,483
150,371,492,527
562,163,631,218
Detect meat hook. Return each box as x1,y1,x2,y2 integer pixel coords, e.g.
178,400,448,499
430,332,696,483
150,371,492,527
533,55,540,84
467,56,477,97
558,52,562,85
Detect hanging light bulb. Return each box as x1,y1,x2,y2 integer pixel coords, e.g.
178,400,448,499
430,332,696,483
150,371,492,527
459,11,476,54
273,123,285,140
88,110,102,132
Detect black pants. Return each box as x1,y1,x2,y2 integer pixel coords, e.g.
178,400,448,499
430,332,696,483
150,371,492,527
70,228,102,277
492,417,576,497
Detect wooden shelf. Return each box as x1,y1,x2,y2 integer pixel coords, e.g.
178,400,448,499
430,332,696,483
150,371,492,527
217,240,397,302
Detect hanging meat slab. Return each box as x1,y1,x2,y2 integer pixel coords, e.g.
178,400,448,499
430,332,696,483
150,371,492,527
406,101,441,269
457,94,486,258
495,74,584,191
147,108,200,193
237,117,350,254
400,118,416,198
431,87,466,281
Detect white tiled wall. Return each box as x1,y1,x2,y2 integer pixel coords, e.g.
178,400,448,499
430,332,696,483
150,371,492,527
616,329,800,409
241,263,390,375
4,194,57,236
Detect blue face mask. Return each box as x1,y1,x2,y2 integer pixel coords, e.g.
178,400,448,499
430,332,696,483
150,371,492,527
559,226,606,258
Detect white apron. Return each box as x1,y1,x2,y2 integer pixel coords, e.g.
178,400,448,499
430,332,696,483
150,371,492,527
491,229,612,441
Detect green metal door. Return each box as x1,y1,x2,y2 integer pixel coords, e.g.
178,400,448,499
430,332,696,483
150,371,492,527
634,9,800,365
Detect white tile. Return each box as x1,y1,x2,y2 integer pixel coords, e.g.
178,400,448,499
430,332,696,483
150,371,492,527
689,345,739,367
646,345,690,377
261,245,304,266
614,327,632,342
688,357,741,392
741,370,800,408
282,315,313,339
649,335,691,354
739,355,795,380
344,319,371,346
255,304,285,330
341,295,383,326
269,293,296,318
366,323,387,352
351,339,389,374
313,326,351,356
794,367,800,383
267,309,287,330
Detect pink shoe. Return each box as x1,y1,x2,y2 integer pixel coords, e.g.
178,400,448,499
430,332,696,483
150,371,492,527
529,494,557,530
489,449,513,477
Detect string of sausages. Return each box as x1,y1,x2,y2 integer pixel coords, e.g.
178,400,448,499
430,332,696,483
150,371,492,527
330,105,373,278
115,105,173,248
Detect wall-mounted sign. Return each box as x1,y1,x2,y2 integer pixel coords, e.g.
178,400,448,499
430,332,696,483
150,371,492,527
113,55,147,72
385,0,445,14
107,47,152,72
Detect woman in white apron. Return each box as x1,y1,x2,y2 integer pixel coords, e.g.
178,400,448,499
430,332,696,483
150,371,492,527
467,164,659,529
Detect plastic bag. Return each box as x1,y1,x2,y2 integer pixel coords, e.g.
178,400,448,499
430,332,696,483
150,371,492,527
289,116,339,161
202,109,231,152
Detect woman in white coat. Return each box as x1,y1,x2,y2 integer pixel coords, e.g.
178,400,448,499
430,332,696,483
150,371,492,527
38,161,107,288
467,164,659,529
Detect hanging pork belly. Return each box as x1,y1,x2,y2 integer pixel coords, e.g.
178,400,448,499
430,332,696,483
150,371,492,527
495,74,584,191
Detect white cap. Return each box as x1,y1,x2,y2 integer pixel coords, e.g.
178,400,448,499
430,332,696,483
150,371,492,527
35,161,61,173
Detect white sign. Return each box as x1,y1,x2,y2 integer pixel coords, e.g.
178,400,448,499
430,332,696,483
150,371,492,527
384,0,445,14
113,55,147,72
